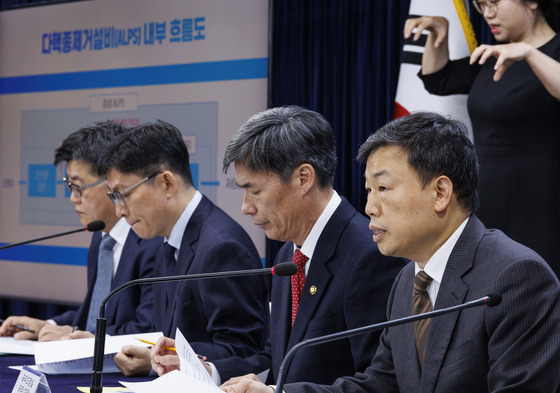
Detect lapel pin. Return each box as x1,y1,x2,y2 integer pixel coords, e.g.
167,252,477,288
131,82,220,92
310,285,317,295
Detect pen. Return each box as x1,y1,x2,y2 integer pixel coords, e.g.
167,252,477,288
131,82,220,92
135,338,207,360
0,319,36,334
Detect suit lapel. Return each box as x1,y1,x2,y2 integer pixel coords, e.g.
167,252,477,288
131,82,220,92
287,198,353,349
163,196,211,336
287,255,332,348
420,269,468,393
276,275,294,360
105,231,139,324
88,232,102,287
392,267,423,386
420,217,485,393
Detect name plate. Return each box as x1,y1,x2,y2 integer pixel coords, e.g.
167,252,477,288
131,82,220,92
11,366,51,393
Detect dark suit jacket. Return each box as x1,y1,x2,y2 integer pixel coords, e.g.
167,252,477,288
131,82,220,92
288,215,560,393
152,195,269,361
213,197,406,385
52,229,161,335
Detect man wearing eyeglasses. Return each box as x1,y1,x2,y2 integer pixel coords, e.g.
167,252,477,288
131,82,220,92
98,120,269,377
0,121,162,341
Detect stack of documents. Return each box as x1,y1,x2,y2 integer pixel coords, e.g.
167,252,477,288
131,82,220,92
8,332,162,374
34,332,163,374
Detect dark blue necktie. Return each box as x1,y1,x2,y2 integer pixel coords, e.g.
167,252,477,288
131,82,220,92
162,242,177,301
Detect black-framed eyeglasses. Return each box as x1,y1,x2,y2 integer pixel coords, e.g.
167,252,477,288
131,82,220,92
107,171,162,207
62,177,105,198
472,0,501,15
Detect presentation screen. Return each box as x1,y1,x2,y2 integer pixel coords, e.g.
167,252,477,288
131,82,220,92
0,0,268,304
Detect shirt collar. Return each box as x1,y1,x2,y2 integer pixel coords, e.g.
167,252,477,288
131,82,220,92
415,217,469,284
166,190,203,251
295,190,342,260
106,217,130,246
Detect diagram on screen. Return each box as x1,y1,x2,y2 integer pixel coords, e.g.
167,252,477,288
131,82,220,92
19,99,218,226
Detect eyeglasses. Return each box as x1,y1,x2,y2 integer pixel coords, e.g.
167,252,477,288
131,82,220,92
107,171,162,207
62,177,105,198
472,0,501,15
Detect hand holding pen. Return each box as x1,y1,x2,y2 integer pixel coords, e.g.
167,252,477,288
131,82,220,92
137,338,206,360
0,316,44,340
146,336,209,377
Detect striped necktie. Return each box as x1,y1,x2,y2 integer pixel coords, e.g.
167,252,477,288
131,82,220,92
412,270,433,368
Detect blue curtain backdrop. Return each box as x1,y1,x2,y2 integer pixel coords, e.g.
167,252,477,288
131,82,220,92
1,0,491,320
270,0,411,213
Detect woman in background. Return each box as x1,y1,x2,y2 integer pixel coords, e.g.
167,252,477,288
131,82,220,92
404,0,560,278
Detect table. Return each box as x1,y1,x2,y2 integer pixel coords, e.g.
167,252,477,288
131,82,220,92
0,355,153,392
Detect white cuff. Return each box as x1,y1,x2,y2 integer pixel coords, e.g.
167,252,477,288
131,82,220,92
208,362,221,385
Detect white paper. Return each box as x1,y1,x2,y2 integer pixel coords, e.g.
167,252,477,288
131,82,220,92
175,328,216,386
0,336,36,355
121,370,222,393
28,332,163,375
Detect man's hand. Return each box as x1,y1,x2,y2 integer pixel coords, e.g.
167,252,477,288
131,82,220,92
114,345,152,376
221,373,262,388
68,330,95,339
150,336,180,376
38,324,73,342
221,377,274,393
0,316,47,340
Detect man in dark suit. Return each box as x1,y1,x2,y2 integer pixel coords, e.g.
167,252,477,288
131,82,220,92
223,112,560,393
0,121,161,341
98,120,269,376
150,106,405,385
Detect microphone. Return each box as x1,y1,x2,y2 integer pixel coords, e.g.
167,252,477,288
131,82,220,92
0,220,106,251
275,293,502,392
90,261,298,393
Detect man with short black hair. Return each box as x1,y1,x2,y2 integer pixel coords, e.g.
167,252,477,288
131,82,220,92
99,120,269,377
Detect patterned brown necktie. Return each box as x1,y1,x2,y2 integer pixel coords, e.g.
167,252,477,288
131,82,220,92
412,270,433,368
291,249,308,327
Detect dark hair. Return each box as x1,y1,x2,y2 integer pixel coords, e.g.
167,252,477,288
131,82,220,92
356,111,479,213
528,0,560,32
97,120,193,187
54,120,126,176
223,106,337,188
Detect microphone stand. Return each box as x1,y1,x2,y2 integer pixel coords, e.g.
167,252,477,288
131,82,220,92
90,263,297,393
275,294,501,393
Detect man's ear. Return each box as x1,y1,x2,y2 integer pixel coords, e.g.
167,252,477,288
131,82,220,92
159,171,178,197
434,175,453,213
293,163,315,192
526,1,539,11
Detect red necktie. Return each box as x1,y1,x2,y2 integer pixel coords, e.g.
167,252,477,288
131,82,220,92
291,249,309,327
